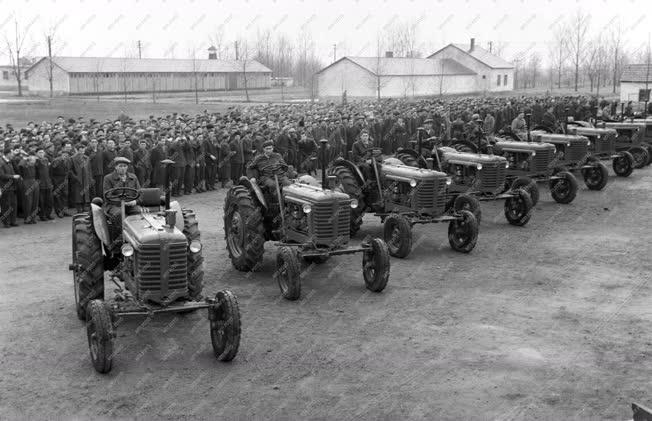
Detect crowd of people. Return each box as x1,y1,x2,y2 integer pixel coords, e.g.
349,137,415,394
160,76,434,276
0,93,640,228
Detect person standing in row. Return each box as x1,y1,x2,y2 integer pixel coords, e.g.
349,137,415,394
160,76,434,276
0,148,20,227
70,142,92,214
18,152,39,224
36,147,54,221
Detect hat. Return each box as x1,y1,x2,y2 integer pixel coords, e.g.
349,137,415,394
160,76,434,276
424,118,433,124
262,139,274,148
113,156,131,165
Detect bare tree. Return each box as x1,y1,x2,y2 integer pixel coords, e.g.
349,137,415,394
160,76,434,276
529,52,541,89
608,19,624,93
491,41,508,58
210,26,230,59
567,10,591,91
237,37,251,102
549,24,569,89
4,16,35,97
367,35,391,100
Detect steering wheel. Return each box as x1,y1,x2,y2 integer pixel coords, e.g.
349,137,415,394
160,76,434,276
104,187,140,203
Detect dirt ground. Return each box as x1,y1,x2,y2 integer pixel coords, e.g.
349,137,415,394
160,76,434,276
0,164,651,420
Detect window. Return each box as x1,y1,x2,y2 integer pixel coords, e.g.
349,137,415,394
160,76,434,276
497,75,501,86
482,75,486,79
2,71,8,80
504,74,508,85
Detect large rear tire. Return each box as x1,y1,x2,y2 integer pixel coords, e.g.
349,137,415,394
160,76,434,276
613,151,634,177
224,185,266,272
549,171,578,204
448,210,478,253
504,189,533,226
328,165,365,236
86,300,114,374
275,246,301,300
209,290,241,362
582,162,609,191
182,209,203,300
383,214,412,258
73,213,104,321
511,177,539,207
362,238,390,293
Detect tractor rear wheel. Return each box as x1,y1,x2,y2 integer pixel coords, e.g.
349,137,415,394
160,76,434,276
504,189,533,226
582,162,609,190
209,290,241,362
224,185,266,272
327,165,365,236
628,146,649,169
73,213,104,321
549,171,578,204
182,209,204,300
448,210,478,253
383,214,412,258
362,238,390,293
86,300,114,374
511,177,539,207
453,194,482,225
613,151,634,177
275,246,301,300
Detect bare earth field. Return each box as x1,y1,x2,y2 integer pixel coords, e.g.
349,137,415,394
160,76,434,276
0,163,651,420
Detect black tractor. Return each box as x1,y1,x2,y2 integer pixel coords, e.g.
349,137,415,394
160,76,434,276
70,160,241,373
327,144,479,259
223,140,390,301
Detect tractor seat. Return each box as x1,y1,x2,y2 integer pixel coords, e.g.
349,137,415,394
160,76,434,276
137,188,165,211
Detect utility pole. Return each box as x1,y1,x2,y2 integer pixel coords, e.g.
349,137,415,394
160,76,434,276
489,41,493,53
137,40,142,58
47,35,53,98
333,43,336,62
645,33,650,117
234,41,239,60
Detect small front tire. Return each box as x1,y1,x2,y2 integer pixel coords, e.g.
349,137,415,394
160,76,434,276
549,171,578,204
383,214,413,258
504,189,533,226
86,300,114,374
362,238,390,293
448,210,478,253
275,246,301,300
209,290,241,362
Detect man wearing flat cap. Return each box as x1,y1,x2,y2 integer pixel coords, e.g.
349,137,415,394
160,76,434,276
103,156,141,231
247,139,292,190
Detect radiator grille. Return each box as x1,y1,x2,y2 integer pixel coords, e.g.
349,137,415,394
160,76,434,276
531,149,553,173
566,141,587,163
311,201,350,246
479,163,506,192
594,133,615,154
137,242,187,297
414,178,447,214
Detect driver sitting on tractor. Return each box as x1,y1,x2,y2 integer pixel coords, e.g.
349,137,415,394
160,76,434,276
351,129,376,179
247,139,292,191
102,156,141,231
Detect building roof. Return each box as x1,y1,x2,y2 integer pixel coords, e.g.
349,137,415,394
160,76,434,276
318,57,476,76
428,44,513,69
620,64,652,83
26,56,272,75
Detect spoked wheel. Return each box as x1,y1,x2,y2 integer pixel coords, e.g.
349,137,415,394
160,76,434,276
549,171,578,204
275,246,301,300
504,189,533,226
362,238,390,293
628,146,649,169
453,194,482,225
582,162,609,190
86,300,115,374
209,290,241,361
383,214,413,258
511,177,539,207
613,151,635,177
448,210,478,253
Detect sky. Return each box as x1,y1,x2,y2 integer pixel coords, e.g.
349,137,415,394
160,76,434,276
1,0,650,68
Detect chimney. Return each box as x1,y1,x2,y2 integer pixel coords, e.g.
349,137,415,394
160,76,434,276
469,38,475,52
208,46,217,60
385,51,393,58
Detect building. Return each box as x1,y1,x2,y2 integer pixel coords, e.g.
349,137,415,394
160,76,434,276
620,64,652,105
317,38,514,99
25,52,272,95
0,65,30,91
426,39,514,93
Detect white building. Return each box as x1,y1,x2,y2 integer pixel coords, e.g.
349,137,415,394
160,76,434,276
317,38,514,99
620,64,652,105
25,54,272,95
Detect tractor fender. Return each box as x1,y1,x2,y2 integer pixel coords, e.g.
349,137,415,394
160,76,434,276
395,148,420,160
169,200,185,231
532,125,554,133
238,176,267,209
91,203,111,247
332,158,366,185
451,140,479,153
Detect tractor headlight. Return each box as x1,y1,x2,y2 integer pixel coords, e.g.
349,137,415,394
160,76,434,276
587,140,591,145
409,179,417,187
189,240,202,253
505,162,510,168
302,203,312,214
476,163,483,170
121,243,134,257
531,151,536,156
350,199,358,209
567,142,571,146
445,178,452,185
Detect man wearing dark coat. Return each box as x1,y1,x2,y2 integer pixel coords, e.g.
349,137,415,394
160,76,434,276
149,137,167,188
51,150,71,217
70,142,92,213
0,148,20,227
36,148,54,220
18,153,39,224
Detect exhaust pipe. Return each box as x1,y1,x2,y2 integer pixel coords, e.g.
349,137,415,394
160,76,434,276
161,159,175,209
319,139,328,189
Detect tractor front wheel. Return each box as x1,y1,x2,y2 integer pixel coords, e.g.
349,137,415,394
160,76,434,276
209,290,241,362
628,146,649,169
448,210,478,253
362,238,390,293
73,213,104,321
511,177,539,207
453,194,482,225
613,151,634,177
549,171,578,204
86,300,114,374
582,162,609,191
504,189,533,226
383,214,413,258
275,246,301,300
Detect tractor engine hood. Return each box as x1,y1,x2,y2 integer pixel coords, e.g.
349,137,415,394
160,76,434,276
566,126,617,137
494,140,556,153
283,183,350,204
530,132,588,144
380,162,446,181
603,122,645,130
440,149,507,165
123,213,187,246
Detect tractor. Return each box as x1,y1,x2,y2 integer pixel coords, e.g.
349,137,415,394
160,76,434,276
223,140,390,301
327,143,479,259
395,143,533,227
601,120,651,167
70,160,241,373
